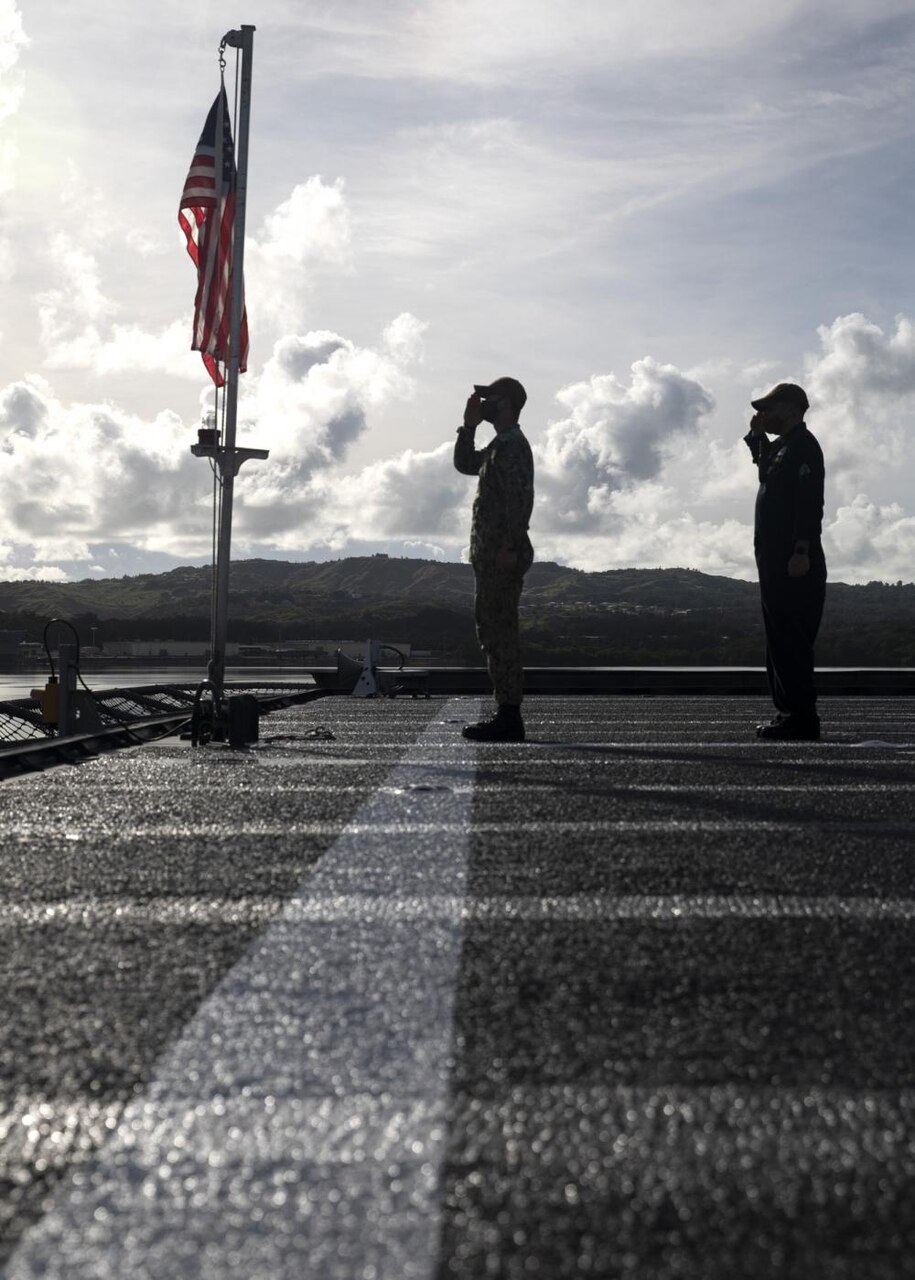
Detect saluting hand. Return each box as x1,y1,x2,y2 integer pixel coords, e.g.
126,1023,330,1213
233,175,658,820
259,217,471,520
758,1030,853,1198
464,392,483,430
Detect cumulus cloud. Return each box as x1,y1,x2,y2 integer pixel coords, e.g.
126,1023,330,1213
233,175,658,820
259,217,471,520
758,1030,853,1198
0,306,430,570
537,358,715,531
37,176,356,380
0,559,68,582
535,506,754,578
802,312,915,494
525,315,915,583
241,352,733,577
37,233,117,350
37,231,197,378
579,312,915,584
402,539,447,560
240,312,425,473
9,299,915,587
313,442,468,545
253,177,352,268
809,313,915,402
382,312,427,366
231,315,430,548
0,377,205,561
826,495,915,582
245,177,353,333
495,317,915,582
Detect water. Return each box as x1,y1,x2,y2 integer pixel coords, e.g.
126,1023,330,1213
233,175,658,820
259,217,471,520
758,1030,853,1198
0,666,316,703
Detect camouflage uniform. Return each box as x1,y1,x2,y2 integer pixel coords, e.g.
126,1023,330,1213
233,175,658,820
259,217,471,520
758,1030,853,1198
454,423,534,705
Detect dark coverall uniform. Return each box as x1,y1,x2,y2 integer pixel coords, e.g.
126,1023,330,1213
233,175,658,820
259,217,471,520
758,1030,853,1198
454,423,534,706
745,424,826,720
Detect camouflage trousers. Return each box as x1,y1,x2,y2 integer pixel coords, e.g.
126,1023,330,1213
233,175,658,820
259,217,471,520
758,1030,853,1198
473,566,526,706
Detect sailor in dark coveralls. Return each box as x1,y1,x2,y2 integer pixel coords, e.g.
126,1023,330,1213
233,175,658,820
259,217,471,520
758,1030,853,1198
745,382,826,741
454,376,534,742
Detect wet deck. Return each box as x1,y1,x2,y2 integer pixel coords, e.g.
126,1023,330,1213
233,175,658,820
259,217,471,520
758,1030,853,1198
1,693,914,1278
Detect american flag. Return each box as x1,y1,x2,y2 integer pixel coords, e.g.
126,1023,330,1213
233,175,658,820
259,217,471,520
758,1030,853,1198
178,86,249,386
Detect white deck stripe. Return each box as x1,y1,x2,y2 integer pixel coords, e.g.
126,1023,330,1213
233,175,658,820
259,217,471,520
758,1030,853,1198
5,699,480,1280
3,892,915,927
36,780,915,794
6,818,914,842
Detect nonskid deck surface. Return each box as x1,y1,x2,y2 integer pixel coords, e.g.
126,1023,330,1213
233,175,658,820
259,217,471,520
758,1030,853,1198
1,694,914,1278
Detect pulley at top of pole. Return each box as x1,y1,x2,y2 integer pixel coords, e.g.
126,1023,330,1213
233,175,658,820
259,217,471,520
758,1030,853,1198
218,25,256,76
220,26,257,53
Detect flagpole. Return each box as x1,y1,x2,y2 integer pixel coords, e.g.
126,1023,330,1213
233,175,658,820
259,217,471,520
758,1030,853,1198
209,24,256,699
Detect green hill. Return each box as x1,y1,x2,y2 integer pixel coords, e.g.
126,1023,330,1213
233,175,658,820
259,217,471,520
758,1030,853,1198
1,557,914,665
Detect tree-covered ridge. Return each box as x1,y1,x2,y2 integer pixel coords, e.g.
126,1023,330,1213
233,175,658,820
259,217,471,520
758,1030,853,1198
1,558,914,666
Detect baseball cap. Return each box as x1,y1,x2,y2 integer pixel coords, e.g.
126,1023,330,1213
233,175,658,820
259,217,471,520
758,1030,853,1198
751,382,810,413
474,376,527,416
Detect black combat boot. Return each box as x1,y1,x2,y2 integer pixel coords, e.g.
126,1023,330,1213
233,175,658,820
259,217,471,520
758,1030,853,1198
755,712,788,733
756,713,820,741
461,704,525,743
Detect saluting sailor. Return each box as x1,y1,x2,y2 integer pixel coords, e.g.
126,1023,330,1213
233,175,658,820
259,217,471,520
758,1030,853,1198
745,382,826,740
454,376,534,742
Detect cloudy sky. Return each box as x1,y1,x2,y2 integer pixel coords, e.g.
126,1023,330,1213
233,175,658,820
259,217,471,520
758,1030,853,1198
2,0,915,584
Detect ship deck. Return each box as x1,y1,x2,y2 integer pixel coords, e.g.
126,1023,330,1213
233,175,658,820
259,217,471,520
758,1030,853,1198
1,692,915,1278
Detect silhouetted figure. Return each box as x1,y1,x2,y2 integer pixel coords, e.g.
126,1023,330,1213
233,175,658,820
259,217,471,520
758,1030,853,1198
745,382,826,740
454,377,534,742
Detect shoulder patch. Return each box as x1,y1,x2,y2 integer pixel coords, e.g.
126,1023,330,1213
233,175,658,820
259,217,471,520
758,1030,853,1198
798,462,811,477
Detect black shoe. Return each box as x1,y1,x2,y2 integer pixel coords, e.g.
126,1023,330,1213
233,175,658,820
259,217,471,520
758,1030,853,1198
756,715,820,742
462,705,525,743
755,713,788,734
